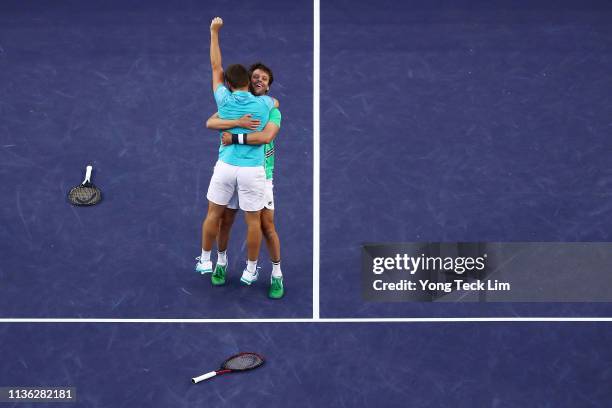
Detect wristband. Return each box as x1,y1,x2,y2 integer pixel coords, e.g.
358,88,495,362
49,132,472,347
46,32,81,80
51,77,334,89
230,133,248,144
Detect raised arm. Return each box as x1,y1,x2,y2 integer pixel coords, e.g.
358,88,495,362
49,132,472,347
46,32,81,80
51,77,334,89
221,121,280,146
210,17,224,92
206,113,261,130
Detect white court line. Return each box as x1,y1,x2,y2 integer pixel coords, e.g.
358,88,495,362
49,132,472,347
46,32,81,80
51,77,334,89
1,318,611,323
313,0,320,320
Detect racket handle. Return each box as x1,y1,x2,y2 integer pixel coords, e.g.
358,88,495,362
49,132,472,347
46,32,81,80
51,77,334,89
84,165,93,183
191,371,217,384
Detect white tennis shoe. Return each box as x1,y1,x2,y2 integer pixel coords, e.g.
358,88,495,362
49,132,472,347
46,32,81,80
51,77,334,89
240,267,260,285
195,257,213,274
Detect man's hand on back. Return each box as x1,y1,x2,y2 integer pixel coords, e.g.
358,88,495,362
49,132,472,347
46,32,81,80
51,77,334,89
221,131,232,146
236,114,260,130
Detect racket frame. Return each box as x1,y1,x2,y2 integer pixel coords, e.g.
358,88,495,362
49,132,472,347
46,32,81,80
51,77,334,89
67,165,101,206
191,352,265,384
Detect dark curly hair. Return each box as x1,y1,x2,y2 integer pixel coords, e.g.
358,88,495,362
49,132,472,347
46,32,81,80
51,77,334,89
248,62,274,88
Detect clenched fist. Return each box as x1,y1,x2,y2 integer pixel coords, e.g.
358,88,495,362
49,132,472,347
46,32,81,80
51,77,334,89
210,17,223,32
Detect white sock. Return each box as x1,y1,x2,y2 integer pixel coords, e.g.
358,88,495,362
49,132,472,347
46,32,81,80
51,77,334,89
200,249,211,263
217,250,227,266
271,261,282,278
247,259,258,273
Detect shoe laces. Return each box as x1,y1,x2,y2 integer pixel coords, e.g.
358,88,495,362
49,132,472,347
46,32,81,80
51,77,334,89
271,276,283,289
195,256,211,264
245,266,261,276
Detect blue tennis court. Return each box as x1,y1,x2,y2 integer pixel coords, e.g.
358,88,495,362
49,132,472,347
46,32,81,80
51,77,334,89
321,0,612,317
1,322,611,406
2,1,612,406
0,0,312,318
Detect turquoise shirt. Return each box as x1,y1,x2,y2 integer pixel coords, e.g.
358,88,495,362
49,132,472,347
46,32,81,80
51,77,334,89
214,84,274,167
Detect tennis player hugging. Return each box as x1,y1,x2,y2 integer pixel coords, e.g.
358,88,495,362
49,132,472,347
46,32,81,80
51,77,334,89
195,17,285,300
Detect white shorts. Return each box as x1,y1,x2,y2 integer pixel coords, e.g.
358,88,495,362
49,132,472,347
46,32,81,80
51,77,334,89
228,178,275,211
206,160,266,212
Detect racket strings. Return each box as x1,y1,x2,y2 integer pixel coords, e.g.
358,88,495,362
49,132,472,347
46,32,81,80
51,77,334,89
222,353,264,371
68,185,101,206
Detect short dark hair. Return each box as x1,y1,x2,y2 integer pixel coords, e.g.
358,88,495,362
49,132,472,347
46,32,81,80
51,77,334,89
248,62,274,87
224,64,250,90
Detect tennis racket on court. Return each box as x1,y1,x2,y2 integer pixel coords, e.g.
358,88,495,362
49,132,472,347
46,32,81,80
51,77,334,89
67,165,102,206
191,352,265,384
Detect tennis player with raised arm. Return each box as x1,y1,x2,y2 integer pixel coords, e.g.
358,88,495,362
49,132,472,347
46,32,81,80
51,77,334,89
195,17,278,287
206,62,284,299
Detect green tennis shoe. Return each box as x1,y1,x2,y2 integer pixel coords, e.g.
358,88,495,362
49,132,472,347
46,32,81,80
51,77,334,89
268,276,284,299
211,264,227,286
